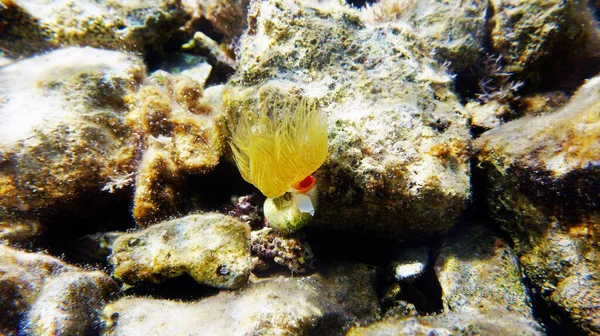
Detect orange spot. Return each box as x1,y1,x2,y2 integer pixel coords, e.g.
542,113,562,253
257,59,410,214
292,175,316,194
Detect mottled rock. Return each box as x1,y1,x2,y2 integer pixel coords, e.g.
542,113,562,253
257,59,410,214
109,213,251,289
250,227,314,273
361,0,488,73
0,217,42,246
1,0,187,58
489,0,600,88
225,0,471,239
514,91,569,118
435,224,534,319
101,264,379,335
0,47,144,243
126,71,225,225
0,245,117,336
467,100,510,130
347,310,544,336
476,75,600,333
198,0,249,40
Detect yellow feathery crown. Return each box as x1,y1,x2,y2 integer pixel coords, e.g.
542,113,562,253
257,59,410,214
230,91,328,199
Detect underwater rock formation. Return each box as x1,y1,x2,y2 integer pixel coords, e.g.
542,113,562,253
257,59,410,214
347,310,544,336
126,70,225,225
360,223,542,335
489,0,600,89
0,0,187,58
361,0,488,73
188,0,250,40
101,264,379,335
435,224,537,322
476,75,600,334
0,47,144,244
0,245,117,336
109,213,251,289
225,0,471,239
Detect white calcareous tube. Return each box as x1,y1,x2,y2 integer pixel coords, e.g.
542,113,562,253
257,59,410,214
294,193,315,216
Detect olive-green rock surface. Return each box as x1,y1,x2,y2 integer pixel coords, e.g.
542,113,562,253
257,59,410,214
109,213,251,289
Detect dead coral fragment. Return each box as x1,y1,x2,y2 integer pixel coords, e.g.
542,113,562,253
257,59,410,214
230,92,328,198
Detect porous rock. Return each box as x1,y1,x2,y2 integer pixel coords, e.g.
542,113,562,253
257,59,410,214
361,0,488,73
347,310,544,336
0,47,144,243
489,0,600,89
109,213,251,289
101,264,379,336
250,227,314,274
225,0,471,239
0,245,117,336
1,0,187,58
435,224,535,320
125,71,225,225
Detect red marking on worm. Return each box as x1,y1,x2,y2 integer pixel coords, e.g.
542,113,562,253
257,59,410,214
292,175,316,194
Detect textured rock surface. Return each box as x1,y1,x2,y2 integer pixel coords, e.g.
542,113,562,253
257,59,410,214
467,100,509,130
361,0,488,73
489,0,600,88
347,310,544,336
0,245,117,336
476,75,600,334
101,264,379,336
1,0,187,58
0,47,144,243
250,227,314,273
193,0,250,40
225,0,471,239
358,223,542,335
126,70,225,225
109,213,251,289
68,231,122,264
435,224,535,319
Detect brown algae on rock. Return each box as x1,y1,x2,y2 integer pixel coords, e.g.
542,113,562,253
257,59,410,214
0,0,187,58
125,70,225,226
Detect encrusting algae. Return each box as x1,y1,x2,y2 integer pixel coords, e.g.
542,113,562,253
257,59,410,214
227,87,328,231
